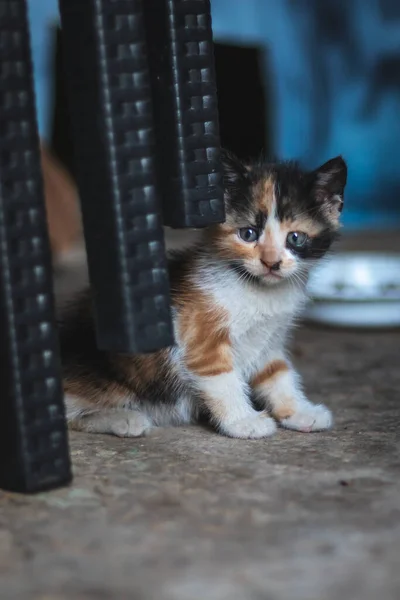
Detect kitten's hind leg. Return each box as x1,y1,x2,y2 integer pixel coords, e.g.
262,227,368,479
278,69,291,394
71,410,152,437
65,395,152,437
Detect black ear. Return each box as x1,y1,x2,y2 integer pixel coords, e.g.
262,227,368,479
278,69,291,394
312,156,347,221
220,148,249,190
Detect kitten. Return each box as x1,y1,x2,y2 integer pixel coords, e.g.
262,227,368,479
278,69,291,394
60,150,347,439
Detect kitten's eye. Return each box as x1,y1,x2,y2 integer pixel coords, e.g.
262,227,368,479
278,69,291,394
238,227,259,243
287,231,308,249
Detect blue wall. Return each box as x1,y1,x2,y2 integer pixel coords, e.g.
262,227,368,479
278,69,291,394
29,0,400,229
27,0,59,138
211,0,400,229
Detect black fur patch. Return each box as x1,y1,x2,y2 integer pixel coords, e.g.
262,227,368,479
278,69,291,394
221,149,254,218
286,229,340,260
255,210,267,232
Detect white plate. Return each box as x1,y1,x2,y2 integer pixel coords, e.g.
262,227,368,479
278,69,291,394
304,252,400,327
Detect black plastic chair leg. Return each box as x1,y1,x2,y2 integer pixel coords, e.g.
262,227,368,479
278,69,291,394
144,0,225,228
58,0,175,354
0,0,72,493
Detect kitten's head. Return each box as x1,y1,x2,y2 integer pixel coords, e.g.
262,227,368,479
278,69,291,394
209,150,347,286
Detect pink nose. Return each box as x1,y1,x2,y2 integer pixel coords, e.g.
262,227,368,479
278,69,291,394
261,259,281,271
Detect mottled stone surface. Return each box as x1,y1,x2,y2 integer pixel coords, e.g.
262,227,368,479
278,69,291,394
1,232,400,599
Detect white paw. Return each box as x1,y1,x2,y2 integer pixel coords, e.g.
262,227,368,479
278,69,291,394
280,403,332,433
110,413,152,437
221,412,277,439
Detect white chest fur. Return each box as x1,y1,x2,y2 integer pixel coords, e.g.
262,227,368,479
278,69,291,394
201,265,307,380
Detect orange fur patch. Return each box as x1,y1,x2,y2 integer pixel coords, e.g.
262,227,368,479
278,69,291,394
251,361,297,419
251,360,289,388
270,398,297,420
178,287,232,378
207,224,260,264
255,175,275,214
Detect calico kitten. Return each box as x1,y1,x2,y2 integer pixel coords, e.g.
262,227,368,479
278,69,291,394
60,151,347,439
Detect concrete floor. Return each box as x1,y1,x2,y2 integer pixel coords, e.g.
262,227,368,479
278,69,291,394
1,232,400,599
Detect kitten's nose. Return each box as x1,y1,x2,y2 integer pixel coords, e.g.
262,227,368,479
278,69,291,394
270,261,281,271
261,259,281,271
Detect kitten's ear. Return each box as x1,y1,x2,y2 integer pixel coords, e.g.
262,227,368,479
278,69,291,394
220,149,248,189
311,156,347,223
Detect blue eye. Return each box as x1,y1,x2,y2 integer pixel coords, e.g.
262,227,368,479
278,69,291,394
239,227,259,243
287,231,308,249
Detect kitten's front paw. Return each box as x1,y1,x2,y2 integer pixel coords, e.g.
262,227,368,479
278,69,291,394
280,403,332,433
221,412,277,439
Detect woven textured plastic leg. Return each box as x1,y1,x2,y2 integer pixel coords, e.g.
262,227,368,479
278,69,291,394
144,0,225,228
0,0,72,493
58,0,174,353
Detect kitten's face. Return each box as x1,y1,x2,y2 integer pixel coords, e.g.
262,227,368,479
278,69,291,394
210,151,347,286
